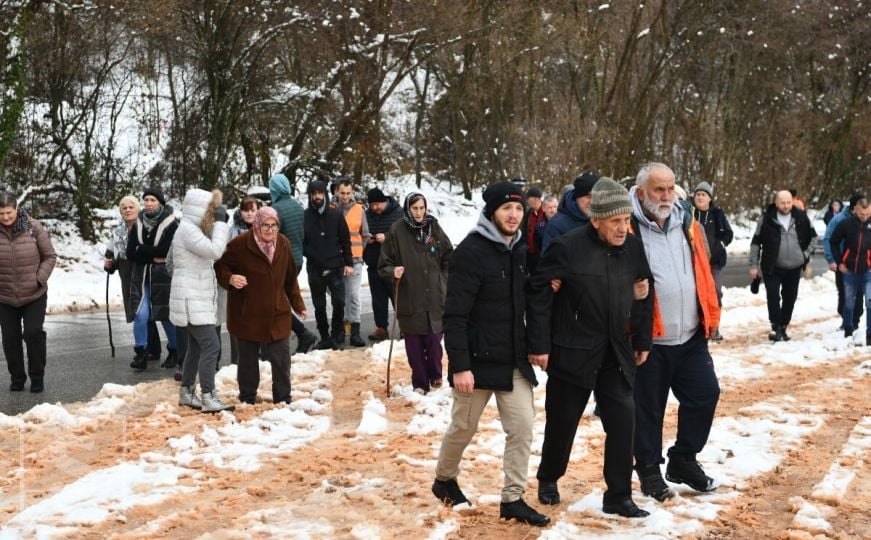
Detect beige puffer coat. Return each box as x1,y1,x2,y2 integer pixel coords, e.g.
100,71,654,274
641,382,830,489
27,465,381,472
0,209,57,307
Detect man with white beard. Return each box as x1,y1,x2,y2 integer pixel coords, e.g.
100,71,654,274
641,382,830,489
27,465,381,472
628,162,722,503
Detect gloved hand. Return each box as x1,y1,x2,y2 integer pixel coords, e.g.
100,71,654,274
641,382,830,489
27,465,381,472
213,205,228,223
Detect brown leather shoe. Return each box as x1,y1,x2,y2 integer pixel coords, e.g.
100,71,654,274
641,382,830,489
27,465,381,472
368,327,389,341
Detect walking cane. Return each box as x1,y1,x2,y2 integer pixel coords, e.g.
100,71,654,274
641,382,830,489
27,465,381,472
105,265,115,358
386,276,401,395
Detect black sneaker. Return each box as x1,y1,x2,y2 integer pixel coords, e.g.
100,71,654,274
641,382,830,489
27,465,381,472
313,338,334,351
635,464,674,501
30,381,44,393
432,478,469,507
665,456,717,493
499,498,550,526
295,331,317,354
538,480,560,505
602,499,650,518
161,348,178,368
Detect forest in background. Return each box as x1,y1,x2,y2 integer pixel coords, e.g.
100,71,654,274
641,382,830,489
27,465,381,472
0,0,867,240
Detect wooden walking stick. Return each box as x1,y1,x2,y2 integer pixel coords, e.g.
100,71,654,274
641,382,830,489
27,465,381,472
386,276,401,395
105,271,115,358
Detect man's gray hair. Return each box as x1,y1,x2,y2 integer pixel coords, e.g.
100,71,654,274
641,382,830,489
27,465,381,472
636,162,675,188
543,195,558,204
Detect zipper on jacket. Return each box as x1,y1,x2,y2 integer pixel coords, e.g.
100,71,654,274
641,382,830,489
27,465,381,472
855,229,864,273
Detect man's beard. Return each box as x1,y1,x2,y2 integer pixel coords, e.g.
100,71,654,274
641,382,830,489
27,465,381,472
495,219,519,237
642,196,673,221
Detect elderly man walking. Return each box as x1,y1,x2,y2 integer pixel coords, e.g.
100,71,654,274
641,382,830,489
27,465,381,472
628,162,722,502
749,190,815,342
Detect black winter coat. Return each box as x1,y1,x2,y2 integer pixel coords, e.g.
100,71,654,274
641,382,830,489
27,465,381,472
126,209,178,322
363,197,403,267
527,225,654,388
829,215,871,274
443,232,536,391
303,204,352,270
753,204,815,274
693,205,733,268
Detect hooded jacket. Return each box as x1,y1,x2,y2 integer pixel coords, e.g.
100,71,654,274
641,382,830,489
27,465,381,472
629,187,720,345
527,224,653,388
269,174,305,269
127,205,178,321
378,215,453,335
303,180,352,269
693,203,733,268
442,212,536,391
0,209,57,307
540,190,589,253
363,196,403,267
829,213,871,274
168,189,229,327
749,204,814,273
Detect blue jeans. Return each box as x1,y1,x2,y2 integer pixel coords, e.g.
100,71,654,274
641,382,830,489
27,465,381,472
843,270,871,334
133,281,177,349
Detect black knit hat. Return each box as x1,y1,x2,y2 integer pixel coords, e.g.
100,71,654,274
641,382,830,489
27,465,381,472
483,182,526,219
573,172,599,198
526,186,543,199
367,188,388,203
142,186,166,206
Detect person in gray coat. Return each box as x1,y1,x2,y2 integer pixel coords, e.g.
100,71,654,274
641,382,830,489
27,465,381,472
0,191,57,393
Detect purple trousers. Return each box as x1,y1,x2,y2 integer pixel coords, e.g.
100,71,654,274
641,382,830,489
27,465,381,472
404,330,444,392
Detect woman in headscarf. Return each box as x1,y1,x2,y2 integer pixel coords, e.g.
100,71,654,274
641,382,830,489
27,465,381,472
379,193,453,394
0,191,57,393
127,187,178,370
216,206,306,405
225,196,263,365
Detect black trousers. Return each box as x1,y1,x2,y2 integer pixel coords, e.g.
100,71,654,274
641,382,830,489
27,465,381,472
537,355,635,504
835,271,864,326
634,330,720,466
367,264,394,329
291,265,307,336
236,338,291,404
308,266,345,337
763,266,802,328
0,294,48,386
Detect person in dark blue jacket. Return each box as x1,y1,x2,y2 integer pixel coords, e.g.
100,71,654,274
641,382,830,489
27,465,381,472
824,193,865,329
540,172,598,253
828,197,871,344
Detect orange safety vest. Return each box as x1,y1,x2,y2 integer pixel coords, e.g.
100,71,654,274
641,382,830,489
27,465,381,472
632,218,721,339
345,203,365,259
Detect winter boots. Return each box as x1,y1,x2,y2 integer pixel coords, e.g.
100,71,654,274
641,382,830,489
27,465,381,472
368,327,389,341
665,455,717,493
349,323,366,348
432,479,469,507
161,347,179,368
313,330,334,351
635,463,674,501
295,330,318,354
538,480,560,505
331,329,345,351
130,347,147,370
768,324,790,342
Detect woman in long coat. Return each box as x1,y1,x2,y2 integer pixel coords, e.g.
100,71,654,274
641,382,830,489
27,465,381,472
215,206,306,405
379,193,453,393
0,191,57,393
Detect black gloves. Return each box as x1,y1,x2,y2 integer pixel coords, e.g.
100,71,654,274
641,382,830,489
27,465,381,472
213,205,228,223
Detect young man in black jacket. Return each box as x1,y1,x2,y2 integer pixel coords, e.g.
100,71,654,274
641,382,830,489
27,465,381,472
303,180,353,350
432,182,549,527
829,197,871,345
527,178,654,518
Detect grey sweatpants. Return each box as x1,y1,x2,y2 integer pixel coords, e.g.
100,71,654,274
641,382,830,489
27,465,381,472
343,261,364,324
180,324,220,394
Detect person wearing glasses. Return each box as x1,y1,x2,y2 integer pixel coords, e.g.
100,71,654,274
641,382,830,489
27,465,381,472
216,206,306,405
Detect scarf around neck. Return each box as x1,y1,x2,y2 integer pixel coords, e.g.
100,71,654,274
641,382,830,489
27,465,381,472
402,192,434,245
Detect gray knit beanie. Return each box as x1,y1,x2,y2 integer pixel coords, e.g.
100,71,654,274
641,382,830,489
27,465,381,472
694,181,713,199
589,177,632,219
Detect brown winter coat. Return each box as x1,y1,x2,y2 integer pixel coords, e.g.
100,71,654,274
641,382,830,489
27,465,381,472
378,218,453,335
215,231,305,342
0,211,57,307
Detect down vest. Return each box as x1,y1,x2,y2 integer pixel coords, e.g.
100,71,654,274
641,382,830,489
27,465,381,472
169,189,229,327
0,209,57,307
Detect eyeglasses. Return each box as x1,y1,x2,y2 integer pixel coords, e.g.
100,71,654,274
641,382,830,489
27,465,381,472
260,223,279,232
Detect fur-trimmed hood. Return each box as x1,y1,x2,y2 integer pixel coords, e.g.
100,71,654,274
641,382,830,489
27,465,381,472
182,188,223,234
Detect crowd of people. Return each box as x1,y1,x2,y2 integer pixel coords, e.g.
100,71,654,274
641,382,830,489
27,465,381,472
0,161,867,526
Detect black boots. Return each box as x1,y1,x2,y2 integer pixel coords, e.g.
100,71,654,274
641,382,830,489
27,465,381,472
161,347,178,368
635,463,674,501
295,330,317,354
313,331,334,351
768,325,790,342
665,455,718,493
432,478,469,507
603,499,649,518
499,498,550,526
349,323,366,347
331,330,345,350
538,480,560,505
130,347,147,370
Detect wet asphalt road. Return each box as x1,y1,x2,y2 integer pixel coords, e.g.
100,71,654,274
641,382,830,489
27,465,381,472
0,255,831,415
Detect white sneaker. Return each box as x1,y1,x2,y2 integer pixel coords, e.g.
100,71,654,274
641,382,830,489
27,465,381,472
179,386,202,409
201,391,235,413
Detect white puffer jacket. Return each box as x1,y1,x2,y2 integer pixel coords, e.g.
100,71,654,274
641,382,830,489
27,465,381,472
169,189,229,327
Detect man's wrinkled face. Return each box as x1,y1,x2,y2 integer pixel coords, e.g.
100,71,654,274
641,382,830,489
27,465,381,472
543,199,558,219
369,201,386,214
492,202,524,237
592,213,631,246
638,168,676,221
